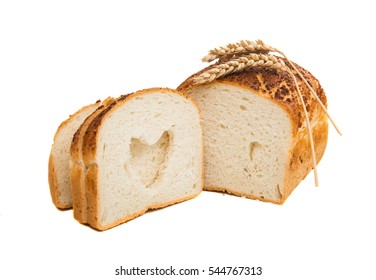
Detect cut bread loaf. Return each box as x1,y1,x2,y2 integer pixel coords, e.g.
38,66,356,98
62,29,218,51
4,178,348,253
177,62,328,204
48,100,104,209
74,88,203,230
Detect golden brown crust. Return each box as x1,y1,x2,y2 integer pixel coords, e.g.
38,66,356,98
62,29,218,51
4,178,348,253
70,97,115,223
204,185,283,204
81,87,202,230
93,192,202,231
283,114,328,202
178,59,328,204
85,163,99,228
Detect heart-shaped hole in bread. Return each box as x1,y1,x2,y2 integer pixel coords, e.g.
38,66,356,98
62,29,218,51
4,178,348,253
126,131,171,189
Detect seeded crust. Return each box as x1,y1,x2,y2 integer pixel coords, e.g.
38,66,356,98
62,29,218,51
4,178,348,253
80,88,203,230
177,59,328,204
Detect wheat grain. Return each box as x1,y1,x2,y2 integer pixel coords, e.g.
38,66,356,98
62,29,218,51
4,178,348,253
194,53,288,84
202,40,274,62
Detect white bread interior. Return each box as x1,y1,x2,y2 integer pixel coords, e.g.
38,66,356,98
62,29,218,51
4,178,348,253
48,102,101,209
188,83,291,202
84,88,203,230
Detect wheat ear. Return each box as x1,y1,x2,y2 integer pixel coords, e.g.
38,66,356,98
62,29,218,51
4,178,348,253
202,40,274,62
194,53,288,84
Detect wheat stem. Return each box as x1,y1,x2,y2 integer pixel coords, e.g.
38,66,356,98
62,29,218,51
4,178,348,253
256,40,342,136
281,55,342,135
288,69,319,186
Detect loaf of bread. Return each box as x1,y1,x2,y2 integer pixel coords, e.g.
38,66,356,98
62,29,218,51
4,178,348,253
69,88,203,230
48,100,106,209
177,59,328,204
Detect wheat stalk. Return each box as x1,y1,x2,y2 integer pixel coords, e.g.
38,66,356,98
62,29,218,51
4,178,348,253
255,40,342,136
287,68,319,185
282,56,342,136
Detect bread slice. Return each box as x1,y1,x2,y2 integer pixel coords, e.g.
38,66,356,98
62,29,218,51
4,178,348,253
48,100,104,209
70,97,115,222
79,88,203,230
177,63,328,204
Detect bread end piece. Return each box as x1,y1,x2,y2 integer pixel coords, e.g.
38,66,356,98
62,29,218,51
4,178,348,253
48,101,102,209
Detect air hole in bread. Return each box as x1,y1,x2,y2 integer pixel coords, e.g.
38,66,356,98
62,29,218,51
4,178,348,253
128,131,171,189
249,141,262,161
240,105,247,110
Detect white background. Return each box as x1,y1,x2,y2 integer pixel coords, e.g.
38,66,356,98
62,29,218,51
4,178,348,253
1,1,375,279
